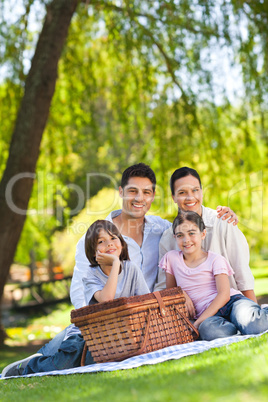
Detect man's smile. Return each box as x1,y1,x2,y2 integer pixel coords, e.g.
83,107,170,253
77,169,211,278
132,203,145,208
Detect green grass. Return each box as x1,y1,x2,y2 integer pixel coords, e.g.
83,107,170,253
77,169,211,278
1,274,268,401
0,334,268,402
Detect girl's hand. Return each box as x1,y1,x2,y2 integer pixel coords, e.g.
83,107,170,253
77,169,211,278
183,291,196,319
95,250,120,266
193,319,200,329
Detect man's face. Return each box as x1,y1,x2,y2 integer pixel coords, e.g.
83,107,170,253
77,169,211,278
119,177,155,219
172,175,203,216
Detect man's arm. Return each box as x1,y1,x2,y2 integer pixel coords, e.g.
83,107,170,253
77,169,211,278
70,235,89,309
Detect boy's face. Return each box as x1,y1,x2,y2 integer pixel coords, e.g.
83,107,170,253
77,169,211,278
119,177,155,219
95,229,122,257
172,175,203,216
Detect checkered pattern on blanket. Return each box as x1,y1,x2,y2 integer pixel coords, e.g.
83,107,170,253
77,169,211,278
1,331,267,379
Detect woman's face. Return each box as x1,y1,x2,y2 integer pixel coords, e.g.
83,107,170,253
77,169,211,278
172,175,203,216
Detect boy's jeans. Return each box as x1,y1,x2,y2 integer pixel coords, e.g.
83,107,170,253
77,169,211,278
38,327,68,356
199,295,268,341
24,334,95,374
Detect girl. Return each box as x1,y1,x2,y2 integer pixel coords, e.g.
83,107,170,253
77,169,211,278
159,211,268,341
2,220,150,377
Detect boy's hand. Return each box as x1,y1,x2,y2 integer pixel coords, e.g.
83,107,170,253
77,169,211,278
95,250,120,266
216,206,238,225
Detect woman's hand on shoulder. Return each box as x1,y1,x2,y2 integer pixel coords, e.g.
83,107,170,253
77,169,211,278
216,206,238,226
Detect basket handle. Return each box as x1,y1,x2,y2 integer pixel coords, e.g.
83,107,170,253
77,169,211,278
152,291,167,317
174,305,199,339
81,341,88,366
154,290,199,339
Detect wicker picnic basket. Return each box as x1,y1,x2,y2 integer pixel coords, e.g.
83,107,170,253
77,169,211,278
71,287,199,364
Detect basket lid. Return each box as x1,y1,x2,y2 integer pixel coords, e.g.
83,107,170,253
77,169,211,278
71,286,184,321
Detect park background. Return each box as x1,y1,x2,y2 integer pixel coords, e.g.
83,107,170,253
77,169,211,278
0,1,268,400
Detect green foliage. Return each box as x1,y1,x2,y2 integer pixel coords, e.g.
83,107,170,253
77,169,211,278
1,0,268,265
52,187,121,272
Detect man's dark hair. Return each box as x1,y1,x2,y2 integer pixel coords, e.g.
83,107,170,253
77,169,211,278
170,167,202,195
85,220,129,267
121,163,156,191
172,211,206,234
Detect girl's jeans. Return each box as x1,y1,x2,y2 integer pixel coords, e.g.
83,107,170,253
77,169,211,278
198,295,268,341
23,334,95,374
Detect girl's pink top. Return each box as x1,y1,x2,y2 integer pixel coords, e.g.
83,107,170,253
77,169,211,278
159,250,241,318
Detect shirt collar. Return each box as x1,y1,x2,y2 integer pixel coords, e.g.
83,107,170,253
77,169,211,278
109,209,151,226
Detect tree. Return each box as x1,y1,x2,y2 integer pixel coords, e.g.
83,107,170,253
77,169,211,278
0,0,79,343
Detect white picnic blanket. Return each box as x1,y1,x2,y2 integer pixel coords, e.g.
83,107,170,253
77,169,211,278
1,330,267,379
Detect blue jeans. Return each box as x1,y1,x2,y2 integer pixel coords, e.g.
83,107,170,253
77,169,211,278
198,295,268,341
24,334,95,374
38,326,68,356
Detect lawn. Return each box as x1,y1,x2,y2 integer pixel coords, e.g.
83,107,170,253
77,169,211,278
0,275,268,401
1,333,268,402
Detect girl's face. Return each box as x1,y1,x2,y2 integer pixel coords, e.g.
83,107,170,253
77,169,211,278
95,229,122,258
174,220,206,255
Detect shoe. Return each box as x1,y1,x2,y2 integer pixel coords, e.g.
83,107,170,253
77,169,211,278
1,353,43,378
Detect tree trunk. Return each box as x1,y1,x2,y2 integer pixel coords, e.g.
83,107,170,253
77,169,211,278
0,0,79,344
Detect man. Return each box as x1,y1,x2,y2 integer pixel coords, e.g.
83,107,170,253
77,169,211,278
2,164,236,376
70,163,171,309
158,166,257,304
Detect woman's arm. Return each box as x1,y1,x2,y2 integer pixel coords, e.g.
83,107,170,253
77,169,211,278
194,274,230,329
216,206,238,225
93,252,121,303
241,289,257,303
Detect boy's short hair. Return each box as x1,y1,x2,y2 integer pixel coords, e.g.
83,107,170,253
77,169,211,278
121,163,156,191
85,220,129,267
172,211,206,234
170,167,202,195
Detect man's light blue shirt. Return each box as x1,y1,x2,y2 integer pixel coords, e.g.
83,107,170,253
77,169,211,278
106,210,171,292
